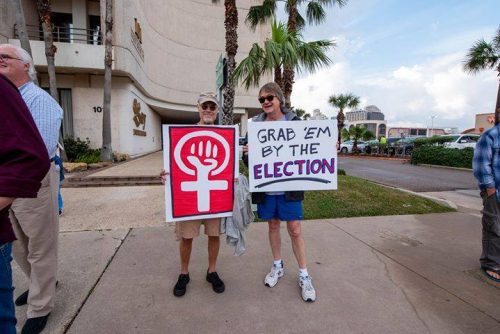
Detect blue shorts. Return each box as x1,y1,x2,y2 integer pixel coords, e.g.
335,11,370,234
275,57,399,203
257,194,303,221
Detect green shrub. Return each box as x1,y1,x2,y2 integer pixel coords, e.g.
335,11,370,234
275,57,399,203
411,146,473,168
338,168,346,176
63,137,101,163
414,135,456,148
77,149,101,164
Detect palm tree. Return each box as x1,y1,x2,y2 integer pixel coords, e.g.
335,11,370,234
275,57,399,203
464,27,500,125
212,0,238,125
36,0,58,102
246,0,347,107
341,128,350,141
362,129,375,141
295,108,311,119
11,0,38,85
328,93,360,143
348,126,366,152
101,0,113,162
233,19,333,99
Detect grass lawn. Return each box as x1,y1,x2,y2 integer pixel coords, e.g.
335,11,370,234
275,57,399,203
302,175,455,220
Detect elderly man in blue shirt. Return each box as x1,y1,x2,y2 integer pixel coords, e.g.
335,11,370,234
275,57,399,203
0,43,63,334
473,124,500,283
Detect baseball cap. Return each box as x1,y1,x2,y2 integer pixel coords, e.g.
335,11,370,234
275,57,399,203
197,92,219,106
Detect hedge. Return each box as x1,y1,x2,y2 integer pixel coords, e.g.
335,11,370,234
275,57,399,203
410,146,473,169
413,135,456,148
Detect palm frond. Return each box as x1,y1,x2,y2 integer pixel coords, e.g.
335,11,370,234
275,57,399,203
463,39,499,74
493,26,500,50
232,43,265,89
306,2,326,25
296,39,334,74
315,0,349,8
245,0,277,30
296,12,306,31
329,93,360,110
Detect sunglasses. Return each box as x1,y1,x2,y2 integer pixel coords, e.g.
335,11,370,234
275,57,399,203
201,103,217,111
0,54,23,62
258,95,275,104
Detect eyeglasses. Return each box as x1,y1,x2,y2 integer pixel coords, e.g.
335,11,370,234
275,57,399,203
258,95,275,104
201,103,217,111
0,54,23,62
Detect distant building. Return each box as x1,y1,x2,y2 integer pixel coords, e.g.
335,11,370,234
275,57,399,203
310,108,328,120
346,105,387,138
474,113,495,134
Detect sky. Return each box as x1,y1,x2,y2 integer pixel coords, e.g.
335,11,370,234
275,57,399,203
278,0,500,131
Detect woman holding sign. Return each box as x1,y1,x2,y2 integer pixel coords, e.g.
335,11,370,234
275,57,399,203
243,82,316,302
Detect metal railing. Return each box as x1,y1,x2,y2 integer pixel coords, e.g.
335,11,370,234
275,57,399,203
14,24,102,45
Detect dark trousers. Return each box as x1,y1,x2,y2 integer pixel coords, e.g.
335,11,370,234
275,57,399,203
0,243,16,334
480,191,500,267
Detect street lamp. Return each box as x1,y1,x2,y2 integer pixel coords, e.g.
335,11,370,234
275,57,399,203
429,115,437,136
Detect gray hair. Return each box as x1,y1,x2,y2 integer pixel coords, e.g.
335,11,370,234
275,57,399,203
259,82,285,106
8,44,37,81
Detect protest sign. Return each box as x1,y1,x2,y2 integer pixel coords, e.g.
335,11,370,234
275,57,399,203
247,120,337,192
163,125,238,222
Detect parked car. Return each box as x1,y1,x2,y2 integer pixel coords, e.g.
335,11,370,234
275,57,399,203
443,134,479,149
363,139,380,154
394,137,422,156
340,140,366,153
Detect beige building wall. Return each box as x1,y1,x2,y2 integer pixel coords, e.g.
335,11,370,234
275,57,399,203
475,113,495,134
2,0,271,156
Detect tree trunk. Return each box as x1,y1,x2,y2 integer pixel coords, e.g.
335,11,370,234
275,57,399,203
36,0,58,102
12,0,38,85
495,79,500,125
101,0,113,162
337,109,345,144
274,66,283,91
283,0,298,108
222,0,238,126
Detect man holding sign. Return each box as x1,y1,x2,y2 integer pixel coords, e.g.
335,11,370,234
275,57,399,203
161,92,230,297
244,82,337,302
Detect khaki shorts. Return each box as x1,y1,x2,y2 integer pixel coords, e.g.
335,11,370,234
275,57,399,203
175,218,221,240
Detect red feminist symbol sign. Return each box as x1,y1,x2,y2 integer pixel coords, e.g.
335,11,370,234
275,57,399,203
168,126,235,219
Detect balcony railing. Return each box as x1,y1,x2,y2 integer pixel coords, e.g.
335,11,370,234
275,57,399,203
14,24,102,45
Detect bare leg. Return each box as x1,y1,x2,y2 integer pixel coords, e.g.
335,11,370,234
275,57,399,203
179,238,193,274
287,221,307,269
268,219,282,261
207,236,220,273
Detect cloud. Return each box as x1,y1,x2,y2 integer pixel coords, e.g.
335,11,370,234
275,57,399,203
291,42,497,131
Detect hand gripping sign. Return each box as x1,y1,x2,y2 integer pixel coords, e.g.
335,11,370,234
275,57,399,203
163,125,238,222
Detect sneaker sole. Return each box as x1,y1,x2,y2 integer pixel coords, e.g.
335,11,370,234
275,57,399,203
264,272,283,287
173,289,186,297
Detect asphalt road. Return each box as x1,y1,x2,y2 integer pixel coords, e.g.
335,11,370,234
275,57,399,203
338,156,477,192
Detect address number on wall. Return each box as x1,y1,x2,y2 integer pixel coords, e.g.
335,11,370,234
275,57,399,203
93,106,103,113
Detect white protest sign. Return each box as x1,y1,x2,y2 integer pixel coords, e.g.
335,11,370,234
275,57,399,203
248,120,338,192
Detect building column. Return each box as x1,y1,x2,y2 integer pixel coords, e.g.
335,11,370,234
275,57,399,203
240,112,248,137
72,0,88,44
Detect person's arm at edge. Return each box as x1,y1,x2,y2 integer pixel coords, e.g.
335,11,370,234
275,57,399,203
0,197,14,210
473,131,496,196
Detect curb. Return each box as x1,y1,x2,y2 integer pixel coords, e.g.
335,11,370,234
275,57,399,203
365,180,458,210
417,164,472,172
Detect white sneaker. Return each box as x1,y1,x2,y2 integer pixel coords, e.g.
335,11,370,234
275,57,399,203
299,275,316,302
264,263,284,287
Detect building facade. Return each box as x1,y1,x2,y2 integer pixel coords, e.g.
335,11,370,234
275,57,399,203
345,105,387,138
0,0,270,157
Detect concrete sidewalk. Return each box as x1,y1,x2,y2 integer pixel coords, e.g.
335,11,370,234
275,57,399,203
12,152,500,333
13,212,500,333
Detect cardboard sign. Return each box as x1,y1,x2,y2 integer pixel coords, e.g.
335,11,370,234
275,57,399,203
163,125,238,222
248,120,337,192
